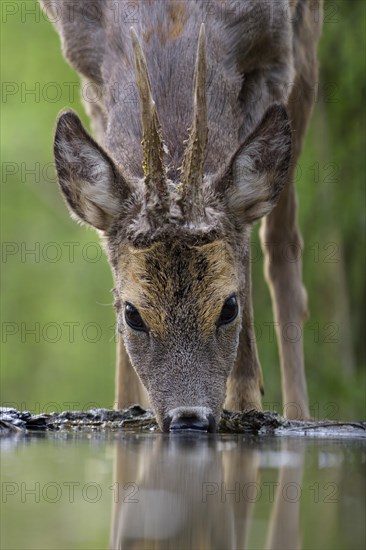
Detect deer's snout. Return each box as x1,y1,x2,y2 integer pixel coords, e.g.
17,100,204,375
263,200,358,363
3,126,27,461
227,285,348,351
163,407,216,433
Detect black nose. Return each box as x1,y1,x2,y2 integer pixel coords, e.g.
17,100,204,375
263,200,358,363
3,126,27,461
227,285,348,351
164,413,216,433
170,416,209,432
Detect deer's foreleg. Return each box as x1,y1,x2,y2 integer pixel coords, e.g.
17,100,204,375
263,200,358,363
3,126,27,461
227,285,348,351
225,257,264,412
114,336,149,409
258,63,319,420
260,181,309,420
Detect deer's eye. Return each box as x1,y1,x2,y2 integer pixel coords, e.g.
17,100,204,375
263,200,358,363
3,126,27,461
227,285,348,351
218,295,238,326
125,303,147,332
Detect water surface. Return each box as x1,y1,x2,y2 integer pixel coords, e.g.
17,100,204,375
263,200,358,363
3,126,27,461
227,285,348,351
1,433,365,549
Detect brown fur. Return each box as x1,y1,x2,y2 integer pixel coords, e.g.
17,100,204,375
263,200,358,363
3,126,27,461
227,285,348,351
119,241,237,339
41,0,323,429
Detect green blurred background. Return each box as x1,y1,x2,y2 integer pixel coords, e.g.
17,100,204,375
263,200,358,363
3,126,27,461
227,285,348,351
1,0,365,419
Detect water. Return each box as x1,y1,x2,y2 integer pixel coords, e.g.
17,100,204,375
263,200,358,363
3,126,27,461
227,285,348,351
1,433,365,549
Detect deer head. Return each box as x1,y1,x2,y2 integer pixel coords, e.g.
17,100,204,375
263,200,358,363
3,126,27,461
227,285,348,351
53,25,291,431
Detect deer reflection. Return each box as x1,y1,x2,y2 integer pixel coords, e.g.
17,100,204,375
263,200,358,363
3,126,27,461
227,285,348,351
110,436,305,550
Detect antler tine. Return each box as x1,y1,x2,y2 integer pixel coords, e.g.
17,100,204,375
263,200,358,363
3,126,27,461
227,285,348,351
180,23,208,208
130,27,167,202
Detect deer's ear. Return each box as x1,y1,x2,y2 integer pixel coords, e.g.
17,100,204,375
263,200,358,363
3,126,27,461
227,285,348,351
54,111,130,231
217,104,292,224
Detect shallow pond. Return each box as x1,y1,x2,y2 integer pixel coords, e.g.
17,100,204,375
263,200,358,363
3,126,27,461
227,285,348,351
1,433,365,549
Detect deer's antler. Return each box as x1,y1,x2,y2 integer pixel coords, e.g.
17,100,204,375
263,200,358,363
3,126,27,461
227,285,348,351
130,27,168,210
180,24,208,213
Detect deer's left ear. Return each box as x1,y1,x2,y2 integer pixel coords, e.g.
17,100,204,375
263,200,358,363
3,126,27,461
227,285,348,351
54,110,131,231
215,104,292,224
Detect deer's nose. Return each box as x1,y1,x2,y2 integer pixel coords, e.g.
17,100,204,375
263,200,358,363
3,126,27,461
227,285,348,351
164,407,216,433
170,416,209,431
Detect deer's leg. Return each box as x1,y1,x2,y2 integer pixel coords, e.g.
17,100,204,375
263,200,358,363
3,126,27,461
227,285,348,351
225,257,263,411
114,336,149,409
259,63,319,420
260,176,309,420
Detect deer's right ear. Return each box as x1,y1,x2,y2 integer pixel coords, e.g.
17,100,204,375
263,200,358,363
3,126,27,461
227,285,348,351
214,104,292,224
54,111,130,231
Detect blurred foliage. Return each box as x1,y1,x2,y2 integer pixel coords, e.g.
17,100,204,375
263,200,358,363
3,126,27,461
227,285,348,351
1,1,365,419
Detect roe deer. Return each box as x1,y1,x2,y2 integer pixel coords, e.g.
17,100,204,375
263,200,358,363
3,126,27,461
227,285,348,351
40,0,323,431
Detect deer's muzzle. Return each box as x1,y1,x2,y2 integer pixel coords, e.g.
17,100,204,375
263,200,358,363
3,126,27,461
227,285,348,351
163,407,216,433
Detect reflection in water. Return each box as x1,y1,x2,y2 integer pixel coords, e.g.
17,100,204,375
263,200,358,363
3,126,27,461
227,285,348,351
1,434,365,549
110,435,306,550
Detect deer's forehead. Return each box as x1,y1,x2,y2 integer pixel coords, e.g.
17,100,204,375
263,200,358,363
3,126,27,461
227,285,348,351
117,240,238,338
119,240,235,279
